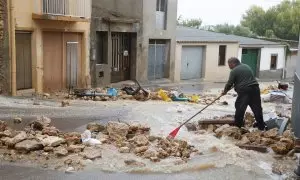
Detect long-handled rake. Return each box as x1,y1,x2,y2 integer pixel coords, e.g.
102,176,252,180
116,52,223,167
167,94,224,139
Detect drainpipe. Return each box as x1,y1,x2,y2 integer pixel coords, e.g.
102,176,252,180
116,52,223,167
8,0,16,96
282,46,286,80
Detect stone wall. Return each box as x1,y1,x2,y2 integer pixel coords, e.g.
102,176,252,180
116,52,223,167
0,0,9,94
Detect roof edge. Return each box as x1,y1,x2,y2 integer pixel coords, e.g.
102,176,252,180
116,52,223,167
177,40,239,44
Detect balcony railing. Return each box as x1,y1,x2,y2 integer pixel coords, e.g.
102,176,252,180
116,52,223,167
34,0,91,18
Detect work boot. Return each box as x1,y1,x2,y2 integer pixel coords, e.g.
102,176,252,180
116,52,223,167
253,122,268,131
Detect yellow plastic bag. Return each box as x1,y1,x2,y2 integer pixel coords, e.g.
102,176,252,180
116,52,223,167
158,89,171,102
261,89,269,94
190,95,200,103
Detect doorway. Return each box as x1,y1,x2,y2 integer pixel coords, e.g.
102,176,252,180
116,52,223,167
16,32,32,90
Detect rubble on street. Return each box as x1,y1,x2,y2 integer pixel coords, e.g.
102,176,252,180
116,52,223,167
0,117,198,172
187,113,296,156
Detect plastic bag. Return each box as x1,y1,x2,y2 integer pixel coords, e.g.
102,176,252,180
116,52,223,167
158,89,171,102
190,95,200,103
81,130,101,146
81,130,91,143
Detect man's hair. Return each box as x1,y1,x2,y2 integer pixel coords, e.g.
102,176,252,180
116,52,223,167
228,57,241,65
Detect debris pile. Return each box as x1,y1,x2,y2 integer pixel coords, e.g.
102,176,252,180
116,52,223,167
103,122,197,162
0,118,198,172
210,124,295,155
65,86,226,105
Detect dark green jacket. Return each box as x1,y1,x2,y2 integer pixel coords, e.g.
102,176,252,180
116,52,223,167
224,63,258,93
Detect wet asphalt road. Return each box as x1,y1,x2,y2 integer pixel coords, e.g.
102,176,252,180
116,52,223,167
0,163,271,180
0,82,284,180
0,104,271,180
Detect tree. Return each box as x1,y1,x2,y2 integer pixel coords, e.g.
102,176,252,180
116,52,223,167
177,15,202,29
264,29,276,38
213,24,235,34
241,5,266,36
233,25,256,37
272,0,300,40
241,0,300,40
211,24,255,37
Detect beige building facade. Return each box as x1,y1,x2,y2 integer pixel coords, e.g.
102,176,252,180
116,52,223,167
175,42,239,82
9,0,91,95
176,26,286,82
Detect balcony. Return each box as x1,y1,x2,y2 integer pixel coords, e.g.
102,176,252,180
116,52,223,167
33,0,91,22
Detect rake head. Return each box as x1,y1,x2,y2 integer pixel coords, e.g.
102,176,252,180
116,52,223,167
167,127,181,139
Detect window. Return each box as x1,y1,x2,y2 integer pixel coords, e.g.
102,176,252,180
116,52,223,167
156,0,166,12
156,0,167,30
218,45,226,66
270,54,278,70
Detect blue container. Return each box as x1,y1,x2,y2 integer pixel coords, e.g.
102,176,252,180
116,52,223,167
107,88,118,97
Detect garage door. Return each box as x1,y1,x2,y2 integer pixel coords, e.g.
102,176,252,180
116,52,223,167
181,46,203,80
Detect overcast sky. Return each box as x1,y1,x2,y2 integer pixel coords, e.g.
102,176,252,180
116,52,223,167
177,0,284,25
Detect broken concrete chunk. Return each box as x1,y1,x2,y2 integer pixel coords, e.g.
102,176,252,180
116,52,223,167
31,116,51,130
0,120,7,131
13,117,22,124
143,148,158,159
15,139,43,152
5,131,27,147
37,116,51,127
96,134,109,144
64,132,81,145
185,123,197,132
0,130,12,138
67,145,85,153
271,142,290,155
41,136,66,147
132,135,149,146
245,131,263,143
264,128,278,138
43,146,54,152
81,147,102,160
54,147,68,156
215,125,241,140
42,126,60,136
148,136,160,142
119,147,130,153
214,124,230,136
279,138,294,150
107,122,129,141
134,146,148,154
86,123,105,132
283,130,294,140
260,138,276,146
236,136,250,146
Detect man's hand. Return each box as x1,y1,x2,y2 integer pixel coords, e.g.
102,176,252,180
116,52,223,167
221,91,227,96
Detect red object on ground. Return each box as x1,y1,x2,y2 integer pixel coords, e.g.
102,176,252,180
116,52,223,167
167,94,224,139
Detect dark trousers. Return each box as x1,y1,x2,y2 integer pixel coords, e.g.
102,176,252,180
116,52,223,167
235,85,265,130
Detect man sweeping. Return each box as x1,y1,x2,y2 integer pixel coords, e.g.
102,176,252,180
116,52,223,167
222,57,267,131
